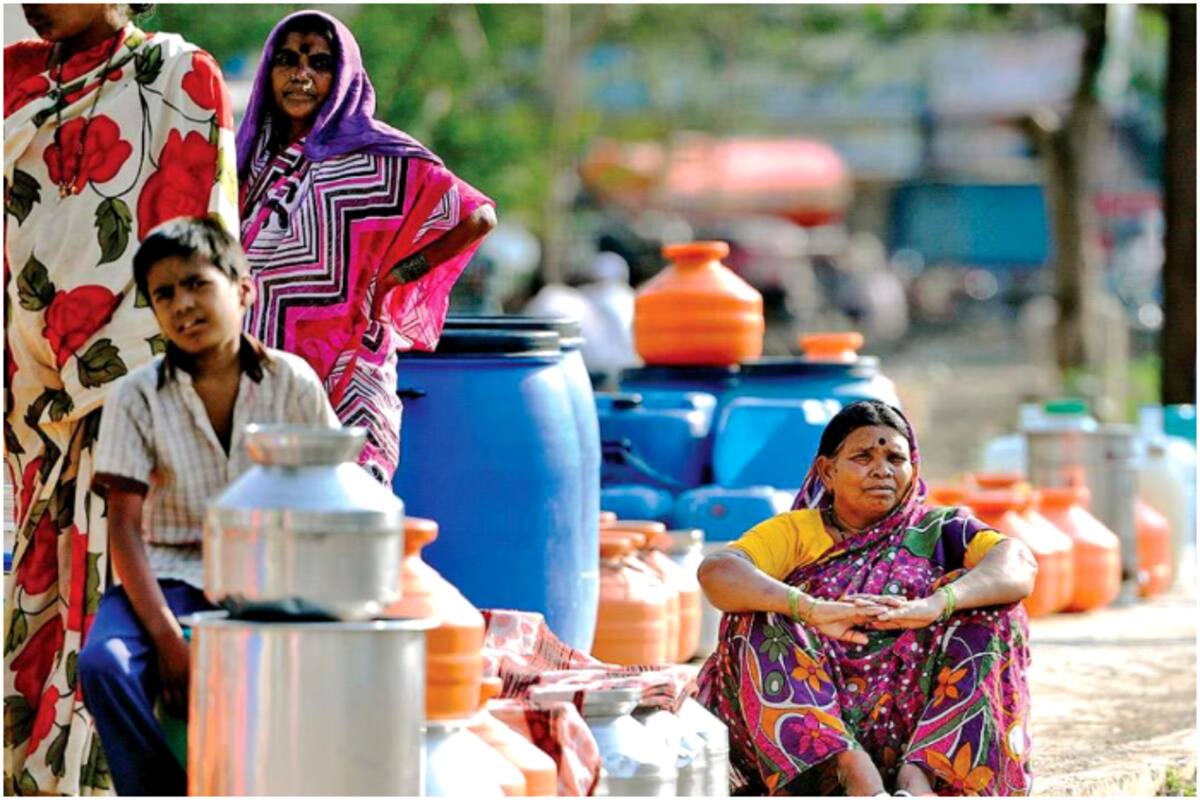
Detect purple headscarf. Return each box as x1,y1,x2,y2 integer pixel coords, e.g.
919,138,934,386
236,9,440,177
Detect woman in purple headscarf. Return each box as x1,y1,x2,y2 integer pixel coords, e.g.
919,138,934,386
695,400,1038,796
236,10,496,481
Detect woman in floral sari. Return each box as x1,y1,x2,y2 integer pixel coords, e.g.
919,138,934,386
4,4,238,794
696,400,1038,796
236,10,496,482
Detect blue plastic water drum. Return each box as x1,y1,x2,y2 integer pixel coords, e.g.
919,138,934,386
732,356,900,407
445,315,601,583
394,329,598,650
671,485,795,542
619,364,741,419
597,390,717,490
600,485,676,522
713,398,840,488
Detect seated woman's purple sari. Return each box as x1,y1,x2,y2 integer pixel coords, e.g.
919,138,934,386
695,418,1033,796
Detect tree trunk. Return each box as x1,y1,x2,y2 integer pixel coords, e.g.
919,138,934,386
1025,6,1108,375
541,4,575,286
1161,5,1196,405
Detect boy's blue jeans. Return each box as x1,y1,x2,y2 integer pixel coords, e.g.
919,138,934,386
78,579,215,796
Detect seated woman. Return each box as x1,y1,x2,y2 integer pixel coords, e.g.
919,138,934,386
696,400,1038,797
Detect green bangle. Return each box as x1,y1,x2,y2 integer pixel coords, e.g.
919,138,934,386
938,584,958,622
787,587,803,621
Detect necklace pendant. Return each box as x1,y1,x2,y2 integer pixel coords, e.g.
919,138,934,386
58,184,70,199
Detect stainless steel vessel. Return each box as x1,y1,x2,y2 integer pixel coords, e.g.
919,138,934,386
533,686,677,797
634,706,706,796
204,425,405,619
1027,424,1140,594
695,542,726,658
423,720,507,797
184,610,432,796
678,698,730,797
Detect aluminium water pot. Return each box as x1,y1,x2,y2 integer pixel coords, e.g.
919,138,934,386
204,425,405,620
183,610,433,796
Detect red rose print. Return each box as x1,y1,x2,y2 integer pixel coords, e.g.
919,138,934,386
66,527,89,633
56,35,124,83
42,115,132,194
4,74,51,116
181,51,232,129
19,457,44,527
16,510,58,596
42,285,121,367
136,129,218,240
26,686,60,754
11,615,64,704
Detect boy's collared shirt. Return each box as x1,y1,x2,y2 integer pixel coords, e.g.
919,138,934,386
92,335,339,588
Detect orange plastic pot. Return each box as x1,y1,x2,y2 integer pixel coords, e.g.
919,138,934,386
608,524,679,663
1023,491,1076,613
1135,499,1172,597
471,678,558,797
798,332,864,363
1039,486,1120,612
385,517,485,720
637,531,700,663
593,537,670,665
967,490,1066,618
634,241,764,366
967,472,1030,492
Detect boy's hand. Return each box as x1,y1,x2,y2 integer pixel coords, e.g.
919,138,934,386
156,632,191,717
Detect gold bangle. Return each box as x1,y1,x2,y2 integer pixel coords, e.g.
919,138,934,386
787,587,803,621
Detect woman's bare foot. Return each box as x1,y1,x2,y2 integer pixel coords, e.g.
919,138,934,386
894,762,936,796
834,749,887,796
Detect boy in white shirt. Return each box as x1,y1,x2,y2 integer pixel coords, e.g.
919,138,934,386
81,217,337,796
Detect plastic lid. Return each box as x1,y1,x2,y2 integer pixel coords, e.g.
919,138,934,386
601,529,646,549
662,240,729,261
599,538,634,558
1038,485,1091,508
620,364,742,382
1043,399,1090,416
968,472,1027,490
798,332,864,362
927,485,969,506
406,329,561,357
444,315,583,350
665,529,703,551
479,676,503,705
966,489,1028,515
738,355,879,376
610,520,668,536
404,516,439,552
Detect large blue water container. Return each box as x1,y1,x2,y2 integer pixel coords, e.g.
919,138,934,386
619,365,741,418
445,315,601,590
711,357,900,488
394,329,597,650
671,485,795,543
597,390,716,490
600,485,676,522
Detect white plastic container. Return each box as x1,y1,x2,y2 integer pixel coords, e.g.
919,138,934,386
1137,406,1196,587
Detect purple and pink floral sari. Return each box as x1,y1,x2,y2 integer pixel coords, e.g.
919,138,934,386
695,415,1033,796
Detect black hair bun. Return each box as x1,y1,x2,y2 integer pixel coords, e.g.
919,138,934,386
128,4,155,15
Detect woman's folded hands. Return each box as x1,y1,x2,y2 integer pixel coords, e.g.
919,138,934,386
806,599,889,645
845,593,945,630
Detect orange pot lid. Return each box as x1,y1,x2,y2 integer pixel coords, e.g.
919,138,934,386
966,490,1027,515
968,472,1027,490
610,520,667,535
600,538,634,558
662,240,729,261
479,676,503,706
601,529,645,548
927,484,969,506
1039,485,1091,508
404,516,438,553
799,332,863,361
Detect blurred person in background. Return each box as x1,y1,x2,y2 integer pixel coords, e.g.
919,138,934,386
697,401,1037,796
4,3,238,792
236,9,496,483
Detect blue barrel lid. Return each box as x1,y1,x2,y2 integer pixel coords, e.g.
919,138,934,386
445,315,582,350
3,552,11,573
739,355,880,377
620,364,741,382
401,329,561,358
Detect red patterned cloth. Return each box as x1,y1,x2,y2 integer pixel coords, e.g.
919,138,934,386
480,609,699,795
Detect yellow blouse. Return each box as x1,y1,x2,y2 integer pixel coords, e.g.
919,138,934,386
728,509,1007,581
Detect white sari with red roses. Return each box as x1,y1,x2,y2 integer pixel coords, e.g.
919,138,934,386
3,25,236,794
